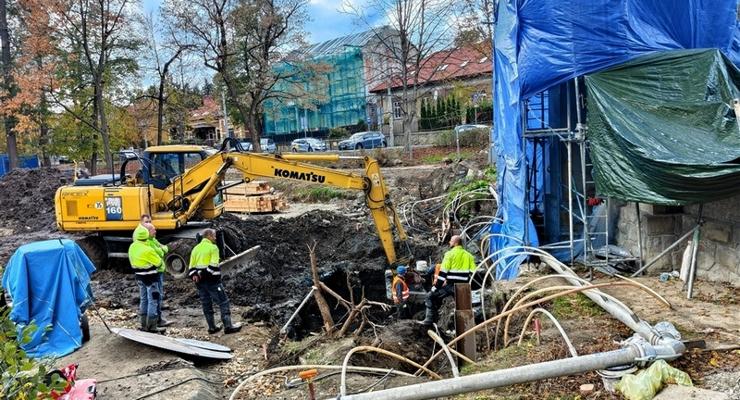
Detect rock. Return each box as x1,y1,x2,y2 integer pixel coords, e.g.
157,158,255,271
580,383,595,395
391,159,403,166
653,384,729,400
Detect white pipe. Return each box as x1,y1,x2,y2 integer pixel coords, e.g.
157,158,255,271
338,346,641,400
517,308,578,357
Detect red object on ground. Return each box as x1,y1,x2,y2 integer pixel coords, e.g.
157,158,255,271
47,364,97,400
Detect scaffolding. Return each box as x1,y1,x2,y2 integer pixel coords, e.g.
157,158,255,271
521,78,642,278
263,47,368,138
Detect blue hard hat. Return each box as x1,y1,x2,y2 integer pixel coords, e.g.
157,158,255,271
396,265,407,275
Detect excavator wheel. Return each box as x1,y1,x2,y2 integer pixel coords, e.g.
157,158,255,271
75,236,109,270
165,239,197,279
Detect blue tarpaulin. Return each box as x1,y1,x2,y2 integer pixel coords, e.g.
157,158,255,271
2,239,95,358
491,0,740,279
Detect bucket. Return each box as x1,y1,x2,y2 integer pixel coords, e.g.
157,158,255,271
597,364,637,393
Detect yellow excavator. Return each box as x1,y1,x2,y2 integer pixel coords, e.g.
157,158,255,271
55,139,409,278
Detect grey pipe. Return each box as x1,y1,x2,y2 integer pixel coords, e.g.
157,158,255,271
339,346,640,400
686,227,700,299
280,287,316,334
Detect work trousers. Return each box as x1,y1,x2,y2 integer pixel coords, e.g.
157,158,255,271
195,280,232,327
136,276,161,319
157,272,165,319
423,284,455,323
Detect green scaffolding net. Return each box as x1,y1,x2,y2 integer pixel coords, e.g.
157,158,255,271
585,49,740,205
263,47,367,136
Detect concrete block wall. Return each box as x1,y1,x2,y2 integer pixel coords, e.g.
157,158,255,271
615,198,740,287
681,199,740,286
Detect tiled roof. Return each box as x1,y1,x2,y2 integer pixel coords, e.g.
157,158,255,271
370,46,492,92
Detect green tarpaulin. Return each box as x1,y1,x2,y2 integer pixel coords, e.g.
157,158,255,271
585,49,740,205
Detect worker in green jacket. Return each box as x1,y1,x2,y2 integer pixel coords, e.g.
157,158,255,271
188,228,242,334
143,222,172,328
421,235,476,325
129,225,166,333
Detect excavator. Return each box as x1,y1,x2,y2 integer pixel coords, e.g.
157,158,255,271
54,139,409,279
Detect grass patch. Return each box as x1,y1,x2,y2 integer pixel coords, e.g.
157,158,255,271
550,293,604,320
295,187,353,202
421,150,476,164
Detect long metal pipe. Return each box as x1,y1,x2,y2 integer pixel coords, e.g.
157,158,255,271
339,346,641,400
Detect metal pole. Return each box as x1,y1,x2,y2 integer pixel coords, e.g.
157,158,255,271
455,128,460,159
630,225,700,277
340,347,641,400
573,77,590,278
686,204,703,299
454,284,476,365
280,287,316,334
566,81,574,264
635,203,644,271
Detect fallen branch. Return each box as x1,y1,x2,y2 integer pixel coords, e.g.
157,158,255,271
308,242,335,336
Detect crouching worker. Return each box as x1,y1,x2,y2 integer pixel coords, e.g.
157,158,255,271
189,229,242,334
129,225,166,333
392,265,411,319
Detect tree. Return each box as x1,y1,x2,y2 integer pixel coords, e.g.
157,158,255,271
456,0,494,58
0,0,19,169
144,12,191,145
52,0,141,175
345,0,456,157
165,0,317,152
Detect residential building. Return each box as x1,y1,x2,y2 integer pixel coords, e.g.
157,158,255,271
186,96,245,145
262,27,401,141
370,46,493,134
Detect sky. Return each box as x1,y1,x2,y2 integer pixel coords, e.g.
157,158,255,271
142,0,364,45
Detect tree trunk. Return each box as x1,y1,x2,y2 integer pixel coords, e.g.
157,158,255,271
90,97,99,176
308,244,334,336
223,76,253,149
39,84,51,167
157,79,165,145
0,0,18,170
96,80,113,175
247,102,262,152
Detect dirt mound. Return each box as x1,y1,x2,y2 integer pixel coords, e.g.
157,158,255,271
0,168,68,233
213,211,391,325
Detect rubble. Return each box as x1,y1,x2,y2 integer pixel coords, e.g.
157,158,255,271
0,168,69,233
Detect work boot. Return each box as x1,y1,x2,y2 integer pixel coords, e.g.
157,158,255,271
157,316,173,327
205,313,221,334
146,316,166,334
138,314,147,331
222,314,242,334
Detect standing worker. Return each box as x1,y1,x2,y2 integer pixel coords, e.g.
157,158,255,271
143,223,173,327
392,265,410,319
188,229,242,334
129,225,166,333
421,235,476,326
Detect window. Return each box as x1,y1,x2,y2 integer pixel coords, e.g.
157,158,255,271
393,101,403,119
183,153,203,171
460,60,469,68
438,64,449,71
479,57,488,63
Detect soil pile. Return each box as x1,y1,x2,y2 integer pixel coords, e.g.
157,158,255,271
0,168,68,233
215,210,391,324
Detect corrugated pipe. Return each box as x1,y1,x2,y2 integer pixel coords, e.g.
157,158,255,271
336,339,682,400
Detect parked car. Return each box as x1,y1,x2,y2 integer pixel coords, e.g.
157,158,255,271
338,131,387,150
291,137,327,152
260,138,277,154
237,141,253,151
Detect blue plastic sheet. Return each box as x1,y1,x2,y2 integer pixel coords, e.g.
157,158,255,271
491,0,740,280
2,239,95,358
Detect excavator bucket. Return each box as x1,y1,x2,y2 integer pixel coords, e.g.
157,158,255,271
219,245,260,271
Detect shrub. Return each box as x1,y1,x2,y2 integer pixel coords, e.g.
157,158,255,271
329,127,349,139
0,309,66,399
